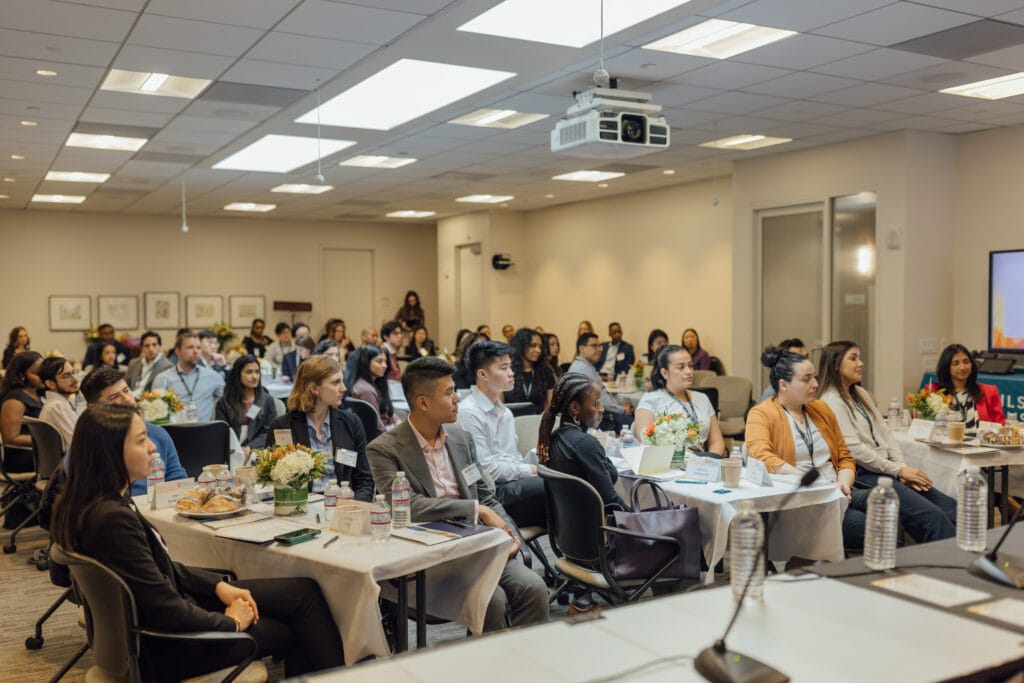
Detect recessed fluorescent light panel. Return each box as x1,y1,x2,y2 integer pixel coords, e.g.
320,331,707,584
271,184,333,194
699,134,792,150
45,171,110,183
644,19,797,59
100,68,211,99
65,132,147,151
448,108,549,129
941,73,1024,100
295,59,515,131
387,210,436,218
455,194,514,203
552,170,625,182
224,202,276,212
213,135,355,173
459,0,692,48
32,194,85,204
340,155,417,169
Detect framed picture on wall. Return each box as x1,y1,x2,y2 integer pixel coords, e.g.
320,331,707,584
48,295,92,331
186,295,223,329
97,295,139,330
229,295,265,328
144,291,180,329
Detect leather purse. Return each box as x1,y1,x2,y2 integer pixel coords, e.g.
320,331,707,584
607,479,703,581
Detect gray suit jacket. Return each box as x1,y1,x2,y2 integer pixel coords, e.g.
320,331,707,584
366,419,513,527
568,356,623,414
125,355,173,393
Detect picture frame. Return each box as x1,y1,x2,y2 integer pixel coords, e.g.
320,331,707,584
185,295,224,329
97,295,139,330
48,295,92,332
229,295,266,328
144,291,180,329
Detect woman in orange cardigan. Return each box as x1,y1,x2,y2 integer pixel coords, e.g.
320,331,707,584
746,346,867,552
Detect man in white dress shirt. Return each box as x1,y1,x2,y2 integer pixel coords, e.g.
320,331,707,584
37,356,86,447
457,341,546,528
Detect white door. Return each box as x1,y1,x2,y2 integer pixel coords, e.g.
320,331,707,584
456,243,485,332
322,248,374,338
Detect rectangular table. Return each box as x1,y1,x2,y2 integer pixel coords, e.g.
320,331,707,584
139,497,510,664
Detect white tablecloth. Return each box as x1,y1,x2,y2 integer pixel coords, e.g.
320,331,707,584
265,380,294,400
138,498,510,664
893,429,1024,498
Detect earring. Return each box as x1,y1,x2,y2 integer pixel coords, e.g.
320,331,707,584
572,412,581,425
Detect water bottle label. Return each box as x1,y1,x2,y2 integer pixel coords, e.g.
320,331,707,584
393,486,411,503
325,494,338,507
185,403,199,423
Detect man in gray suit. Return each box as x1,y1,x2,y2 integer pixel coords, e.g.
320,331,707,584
124,330,172,397
569,332,631,430
367,356,548,632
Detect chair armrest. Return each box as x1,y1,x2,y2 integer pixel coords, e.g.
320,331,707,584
195,568,238,581
135,630,257,683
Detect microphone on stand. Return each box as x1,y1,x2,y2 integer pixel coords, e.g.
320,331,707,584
968,500,1024,588
695,468,822,683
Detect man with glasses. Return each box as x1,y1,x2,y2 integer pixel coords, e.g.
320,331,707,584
38,356,87,447
126,331,173,397
569,333,632,430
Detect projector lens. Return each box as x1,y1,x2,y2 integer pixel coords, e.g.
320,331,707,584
621,113,646,144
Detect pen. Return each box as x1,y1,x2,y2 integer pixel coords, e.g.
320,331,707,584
316,514,321,525
675,479,709,485
322,535,338,548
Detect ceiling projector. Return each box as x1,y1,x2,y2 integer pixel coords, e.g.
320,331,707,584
551,85,670,159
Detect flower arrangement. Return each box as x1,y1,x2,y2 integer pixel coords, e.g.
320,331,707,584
84,328,102,344
139,389,185,424
252,444,329,488
905,386,953,420
641,412,705,449
631,360,647,378
210,322,235,350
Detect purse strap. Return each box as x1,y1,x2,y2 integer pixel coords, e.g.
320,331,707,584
628,478,674,510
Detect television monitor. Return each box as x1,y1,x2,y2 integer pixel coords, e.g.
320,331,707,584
989,249,1024,352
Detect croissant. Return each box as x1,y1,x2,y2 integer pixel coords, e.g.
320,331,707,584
175,498,202,512
202,495,239,513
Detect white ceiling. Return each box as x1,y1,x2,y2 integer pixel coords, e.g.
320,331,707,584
3,0,1024,222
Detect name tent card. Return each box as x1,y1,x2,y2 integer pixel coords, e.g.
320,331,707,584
908,419,934,441
742,457,772,487
150,478,196,509
684,455,721,482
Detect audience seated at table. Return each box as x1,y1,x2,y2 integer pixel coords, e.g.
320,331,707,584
404,326,437,358
292,321,311,341
198,330,229,379
451,331,487,390
746,346,865,552
78,366,187,495
394,290,426,332
594,322,636,380
366,357,548,631
577,320,594,338
267,356,374,500
85,341,127,374
681,328,712,372
82,324,132,370
760,338,808,402
51,403,346,681
0,350,44,470
347,345,400,432
164,327,191,366
539,372,628,510
634,345,725,456
818,341,956,542
215,355,278,455
458,341,547,528
380,321,404,380
126,331,173,396
282,334,316,382
315,339,342,363
241,318,271,359
569,333,630,431
931,343,1006,427
37,356,86,448
266,322,295,367
503,328,555,414
3,325,30,370
543,333,563,378
645,328,668,364
153,332,225,422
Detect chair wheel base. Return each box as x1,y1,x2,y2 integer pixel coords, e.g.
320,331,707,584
25,636,43,650
3,544,16,554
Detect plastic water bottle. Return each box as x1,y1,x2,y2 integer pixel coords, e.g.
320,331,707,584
932,409,949,442
185,402,199,423
147,453,165,503
729,500,765,601
338,480,355,502
958,466,988,552
391,471,412,529
620,426,639,448
323,482,340,521
371,494,391,543
887,398,900,428
215,466,232,490
864,477,900,570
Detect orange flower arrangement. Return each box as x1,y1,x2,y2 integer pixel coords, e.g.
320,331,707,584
905,386,953,420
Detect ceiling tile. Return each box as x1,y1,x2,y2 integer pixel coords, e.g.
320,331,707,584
812,48,949,80
599,47,714,82
0,79,93,106
113,45,235,80
721,0,895,32
939,99,1024,121
221,60,337,90
813,3,978,46
275,0,424,43
643,82,725,107
998,7,1024,24
144,0,301,29
881,60,1012,88
734,34,874,70
761,121,845,138
686,91,792,114
89,91,193,114
247,32,376,70
753,99,849,121
486,92,574,115
925,1,1024,16
80,107,175,128
811,108,905,127
180,100,281,123
877,91,969,114
672,61,792,90
0,98,83,120
337,1,454,14
0,28,120,67
0,56,105,89
53,0,146,10
0,0,137,42
164,114,260,135
812,82,928,106
710,115,795,135
937,120,997,133
743,72,861,98
966,42,1024,70
127,14,264,57
52,148,135,172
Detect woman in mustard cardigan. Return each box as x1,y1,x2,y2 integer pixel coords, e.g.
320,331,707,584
746,346,867,552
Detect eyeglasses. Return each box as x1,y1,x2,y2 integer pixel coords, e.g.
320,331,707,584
585,343,601,349
58,372,77,380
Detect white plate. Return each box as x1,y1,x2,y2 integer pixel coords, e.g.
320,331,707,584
176,506,248,520
977,441,1024,450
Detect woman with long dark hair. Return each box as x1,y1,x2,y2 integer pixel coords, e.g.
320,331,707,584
51,403,345,681
215,354,278,453
2,326,30,369
328,319,356,356
347,345,398,431
646,328,668,364
394,290,425,330
681,328,711,371
404,326,436,358
0,350,44,467
242,318,271,358
86,341,124,373
503,328,555,413
933,343,1004,427
543,333,563,378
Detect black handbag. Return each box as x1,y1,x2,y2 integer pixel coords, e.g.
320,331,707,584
607,479,703,581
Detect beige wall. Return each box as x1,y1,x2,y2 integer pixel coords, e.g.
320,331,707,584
0,209,438,360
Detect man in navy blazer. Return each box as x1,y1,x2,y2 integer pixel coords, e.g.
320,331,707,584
593,322,635,378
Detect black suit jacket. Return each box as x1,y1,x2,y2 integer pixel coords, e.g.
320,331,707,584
281,350,300,381
594,340,635,376
83,339,133,368
76,496,234,633
266,409,375,501
214,387,278,449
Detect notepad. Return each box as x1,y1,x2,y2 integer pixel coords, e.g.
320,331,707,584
871,573,991,607
214,518,311,545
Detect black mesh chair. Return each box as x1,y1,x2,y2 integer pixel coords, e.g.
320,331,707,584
51,545,266,683
342,397,381,443
3,419,64,554
162,421,232,478
538,466,680,605
504,402,539,417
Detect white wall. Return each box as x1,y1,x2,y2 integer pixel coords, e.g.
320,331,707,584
0,209,438,360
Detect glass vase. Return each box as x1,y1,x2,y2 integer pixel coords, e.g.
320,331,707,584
273,484,309,516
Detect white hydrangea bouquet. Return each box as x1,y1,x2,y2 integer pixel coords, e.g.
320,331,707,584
640,412,705,468
252,444,329,515
139,389,185,425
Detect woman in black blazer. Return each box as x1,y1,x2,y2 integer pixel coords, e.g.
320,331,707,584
51,403,345,681
266,355,375,501
215,355,278,454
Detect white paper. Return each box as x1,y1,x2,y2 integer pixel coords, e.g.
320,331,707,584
151,478,195,509
245,403,261,420
968,598,1024,627
201,511,270,530
214,517,309,544
273,429,293,446
336,448,358,467
684,455,721,482
392,525,459,545
742,458,772,487
871,573,992,607
908,418,934,441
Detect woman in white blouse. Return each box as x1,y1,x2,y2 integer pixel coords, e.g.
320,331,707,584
817,341,956,542
633,345,725,455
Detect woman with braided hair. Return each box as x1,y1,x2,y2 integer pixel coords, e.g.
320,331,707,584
538,372,627,509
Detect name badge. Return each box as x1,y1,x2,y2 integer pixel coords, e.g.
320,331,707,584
273,429,293,446
335,448,358,467
117,353,126,363
684,455,721,482
461,463,482,486
150,478,196,509
742,457,773,487
616,352,625,361
245,403,261,420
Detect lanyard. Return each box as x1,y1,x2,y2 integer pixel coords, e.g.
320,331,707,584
521,370,534,399
664,389,698,423
176,368,199,402
852,399,880,447
952,392,972,422
782,406,815,462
